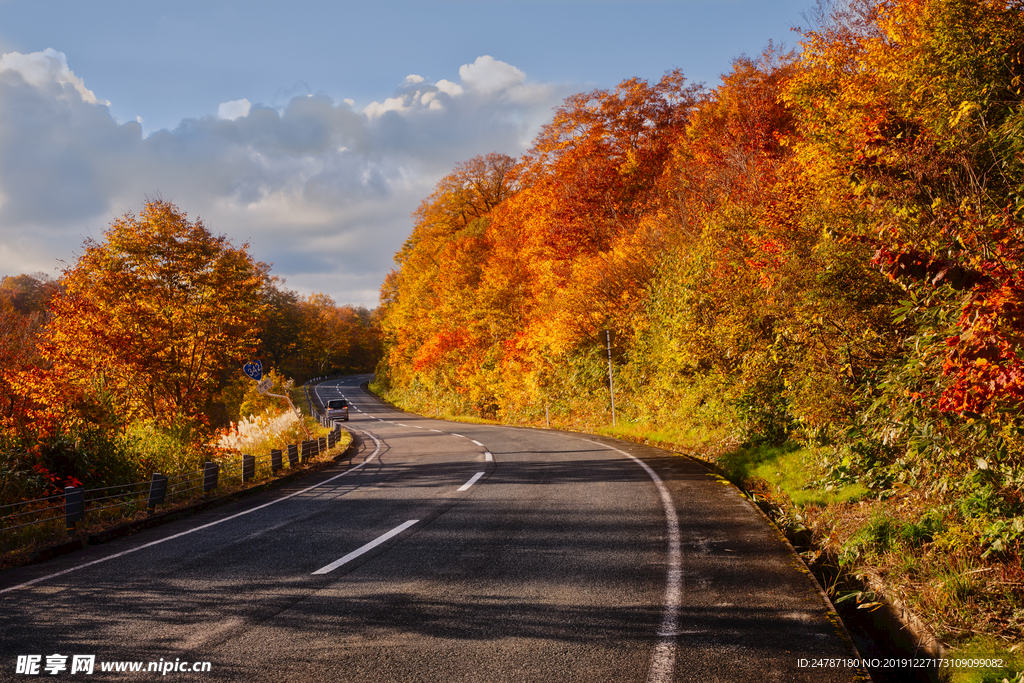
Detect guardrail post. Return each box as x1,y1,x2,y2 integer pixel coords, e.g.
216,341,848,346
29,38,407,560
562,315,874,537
64,486,84,534
300,440,311,463
318,436,326,454
271,449,283,472
203,462,219,493
242,454,255,483
147,473,168,514
287,443,299,468
328,431,335,449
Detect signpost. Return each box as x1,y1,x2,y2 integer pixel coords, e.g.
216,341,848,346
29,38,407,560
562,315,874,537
605,330,616,427
241,360,311,439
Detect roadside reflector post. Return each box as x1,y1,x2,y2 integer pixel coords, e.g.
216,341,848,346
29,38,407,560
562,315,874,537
271,449,283,472
287,443,299,468
64,486,84,534
203,462,219,493
146,473,168,514
242,454,255,483
605,329,617,427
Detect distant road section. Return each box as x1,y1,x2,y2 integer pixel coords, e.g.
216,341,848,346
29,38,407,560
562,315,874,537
0,374,865,682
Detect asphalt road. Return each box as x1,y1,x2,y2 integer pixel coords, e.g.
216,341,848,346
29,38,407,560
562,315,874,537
0,375,867,682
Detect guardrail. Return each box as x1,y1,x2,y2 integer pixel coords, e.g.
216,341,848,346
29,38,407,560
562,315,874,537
0,425,345,540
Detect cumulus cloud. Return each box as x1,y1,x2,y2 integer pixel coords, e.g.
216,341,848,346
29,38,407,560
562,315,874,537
460,55,526,93
0,50,574,306
217,98,251,120
0,48,108,105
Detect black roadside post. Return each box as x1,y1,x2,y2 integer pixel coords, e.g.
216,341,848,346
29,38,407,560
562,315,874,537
64,487,84,535
203,462,219,494
271,448,283,473
287,443,299,468
146,474,168,514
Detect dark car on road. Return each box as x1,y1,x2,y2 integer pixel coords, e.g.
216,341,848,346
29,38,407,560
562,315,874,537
326,399,349,422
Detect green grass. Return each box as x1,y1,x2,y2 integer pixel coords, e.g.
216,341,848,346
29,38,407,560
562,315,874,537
945,635,1024,683
716,442,869,507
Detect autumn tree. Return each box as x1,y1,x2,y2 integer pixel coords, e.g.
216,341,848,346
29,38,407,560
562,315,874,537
289,293,379,378
0,274,60,438
522,70,700,258
377,153,519,414
41,199,266,434
781,0,1024,475
256,276,304,375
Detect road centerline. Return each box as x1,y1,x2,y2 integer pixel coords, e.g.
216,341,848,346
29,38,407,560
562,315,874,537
311,519,419,575
457,471,485,492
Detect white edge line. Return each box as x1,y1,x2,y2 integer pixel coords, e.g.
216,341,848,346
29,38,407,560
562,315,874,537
457,471,485,492
484,452,493,462
575,437,681,683
0,429,384,595
470,440,483,447
311,519,418,575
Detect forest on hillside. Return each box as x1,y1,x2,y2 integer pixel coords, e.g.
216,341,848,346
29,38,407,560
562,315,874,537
375,0,1024,660
0,199,379,502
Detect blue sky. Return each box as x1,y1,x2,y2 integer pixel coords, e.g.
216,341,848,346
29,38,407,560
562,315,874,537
0,0,812,307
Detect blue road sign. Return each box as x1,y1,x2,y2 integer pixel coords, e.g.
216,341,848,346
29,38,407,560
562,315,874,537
243,360,263,382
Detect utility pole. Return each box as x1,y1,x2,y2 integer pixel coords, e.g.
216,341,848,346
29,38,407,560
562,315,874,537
605,329,616,427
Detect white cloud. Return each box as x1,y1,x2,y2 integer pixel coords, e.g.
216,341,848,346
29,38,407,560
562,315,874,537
0,51,575,306
459,55,525,94
0,48,108,105
435,79,464,98
217,98,251,120
362,95,411,119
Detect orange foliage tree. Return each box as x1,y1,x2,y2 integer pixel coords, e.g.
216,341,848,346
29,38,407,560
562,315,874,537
377,0,1024,479
36,199,267,436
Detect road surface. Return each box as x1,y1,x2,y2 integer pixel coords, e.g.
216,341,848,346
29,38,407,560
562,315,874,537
0,375,866,681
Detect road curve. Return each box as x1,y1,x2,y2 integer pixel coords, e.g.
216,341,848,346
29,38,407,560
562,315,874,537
0,374,866,682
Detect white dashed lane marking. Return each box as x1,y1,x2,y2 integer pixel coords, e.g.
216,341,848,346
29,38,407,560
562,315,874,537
311,520,419,575
457,472,485,492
